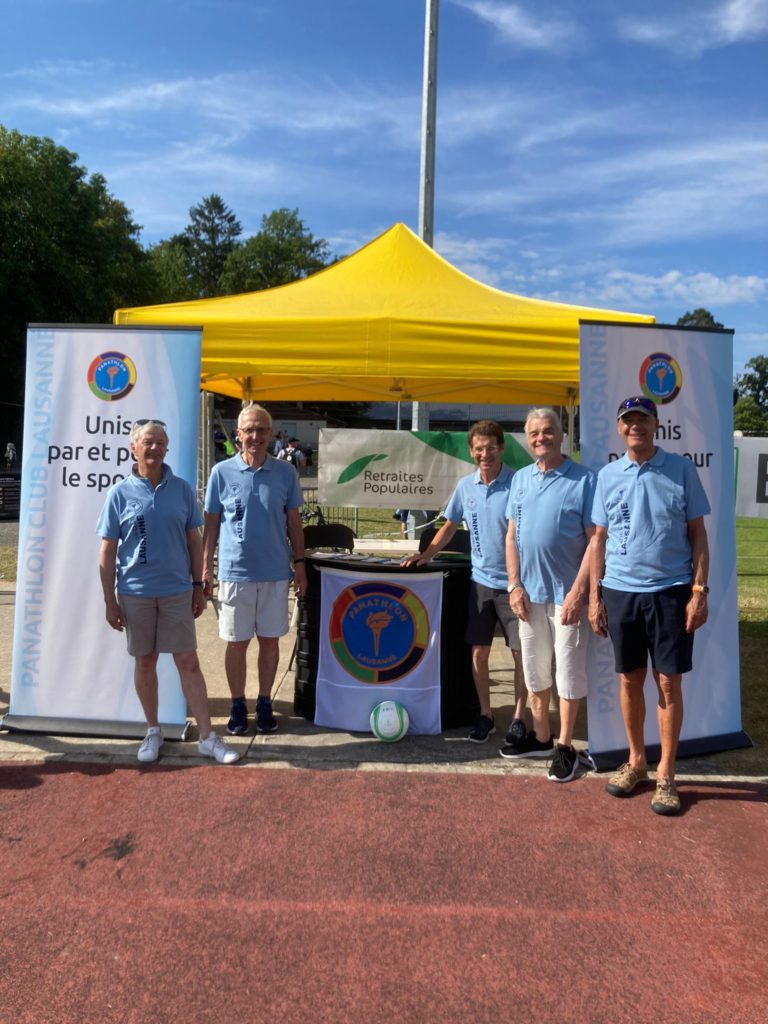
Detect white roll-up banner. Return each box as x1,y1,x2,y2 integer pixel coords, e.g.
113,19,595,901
7,325,202,738
579,321,750,767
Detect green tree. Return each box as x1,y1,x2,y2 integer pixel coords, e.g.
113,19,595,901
221,208,331,293
735,355,768,416
733,396,768,436
676,308,725,329
145,239,198,303
183,194,241,297
0,126,151,440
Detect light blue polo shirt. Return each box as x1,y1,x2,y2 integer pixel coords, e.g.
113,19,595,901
444,465,513,589
505,458,596,604
592,448,711,592
204,454,304,582
96,465,202,597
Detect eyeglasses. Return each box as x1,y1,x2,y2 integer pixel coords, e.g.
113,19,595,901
239,426,270,435
617,396,657,417
134,418,167,428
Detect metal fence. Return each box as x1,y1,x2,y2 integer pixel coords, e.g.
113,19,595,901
300,487,359,533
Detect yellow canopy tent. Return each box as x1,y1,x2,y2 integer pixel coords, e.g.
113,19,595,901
114,222,654,404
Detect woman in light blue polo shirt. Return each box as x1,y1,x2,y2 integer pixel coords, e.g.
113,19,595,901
97,419,239,765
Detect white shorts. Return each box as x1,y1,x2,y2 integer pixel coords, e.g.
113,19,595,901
217,580,290,642
518,602,589,700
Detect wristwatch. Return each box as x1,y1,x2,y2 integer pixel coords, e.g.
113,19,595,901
692,584,709,594
507,582,521,594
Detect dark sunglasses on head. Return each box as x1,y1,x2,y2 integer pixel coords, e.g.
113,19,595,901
617,396,657,417
134,418,167,428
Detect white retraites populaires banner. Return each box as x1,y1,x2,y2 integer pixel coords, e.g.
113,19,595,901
9,326,202,734
315,568,443,735
318,428,532,510
579,322,744,761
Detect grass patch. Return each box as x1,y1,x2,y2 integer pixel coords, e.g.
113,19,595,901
0,546,16,582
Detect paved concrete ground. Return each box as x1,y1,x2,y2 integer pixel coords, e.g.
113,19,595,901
0,576,763,785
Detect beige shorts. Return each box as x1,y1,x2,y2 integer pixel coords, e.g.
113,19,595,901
217,579,290,641
119,591,197,657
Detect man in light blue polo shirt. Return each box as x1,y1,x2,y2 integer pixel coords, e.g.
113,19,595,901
97,419,239,765
203,404,307,736
589,395,710,815
502,408,596,782
403,420,527,743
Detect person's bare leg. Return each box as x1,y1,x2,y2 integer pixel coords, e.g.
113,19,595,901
256,636,280,698
471,645,493,718
224,639,250,700
654,670,684,782
557,696,580,748
511,648,528,721
528,686,552,742
173,650,213,737
620,667,648,770
134,653,160,726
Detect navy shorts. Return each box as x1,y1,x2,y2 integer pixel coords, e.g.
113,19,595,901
465,581,520,650
601,584,694,676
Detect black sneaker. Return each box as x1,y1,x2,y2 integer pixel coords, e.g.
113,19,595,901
468,714,496,743
255,696,278,734
505,718,527,746
499,729,554,759
227,699,248,735
547,743,578,783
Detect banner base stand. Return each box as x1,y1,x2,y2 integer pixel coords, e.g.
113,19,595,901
0,715,191,742
588,729,753,773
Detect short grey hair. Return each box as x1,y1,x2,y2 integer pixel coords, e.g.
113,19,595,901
130,419,168,444
524,407,563,434
238,403,272,428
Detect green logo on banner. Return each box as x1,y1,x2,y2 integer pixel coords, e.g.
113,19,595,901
337,453,388,484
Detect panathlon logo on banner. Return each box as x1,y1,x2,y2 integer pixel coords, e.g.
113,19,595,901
329,581,429,683
639,351,682,405
88,351,137,401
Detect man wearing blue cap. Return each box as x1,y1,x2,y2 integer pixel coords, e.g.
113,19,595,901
589,396,710,815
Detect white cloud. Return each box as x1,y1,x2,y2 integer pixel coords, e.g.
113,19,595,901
618,0,768,55
573,269,767,310
4,67,419,151
451,0,578,50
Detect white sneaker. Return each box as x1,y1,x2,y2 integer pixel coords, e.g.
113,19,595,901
137,727,163,763
198,732,240,764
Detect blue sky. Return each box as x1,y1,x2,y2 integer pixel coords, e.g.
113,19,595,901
1,0,766,372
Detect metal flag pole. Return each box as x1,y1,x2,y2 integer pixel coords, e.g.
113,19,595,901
411,0,439,440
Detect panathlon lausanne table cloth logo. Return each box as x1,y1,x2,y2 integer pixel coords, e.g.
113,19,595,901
639,351,682,405
329,580,430,683
87,351,137,401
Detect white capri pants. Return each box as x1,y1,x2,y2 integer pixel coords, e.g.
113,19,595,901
518,602,589,700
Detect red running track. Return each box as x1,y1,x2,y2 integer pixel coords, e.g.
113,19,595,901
0,761,766,1024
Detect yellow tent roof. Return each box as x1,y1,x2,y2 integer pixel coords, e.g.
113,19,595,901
114,222,654,404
